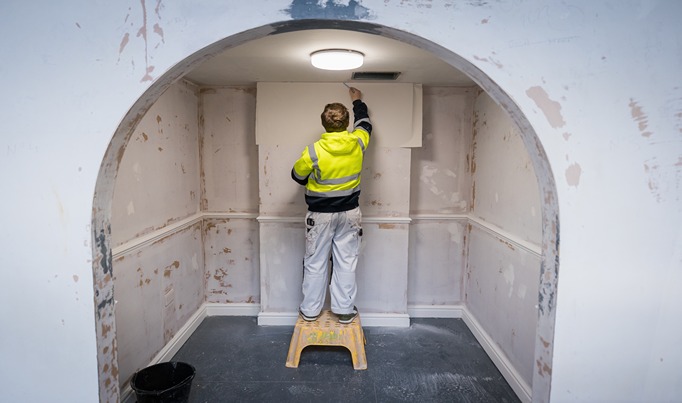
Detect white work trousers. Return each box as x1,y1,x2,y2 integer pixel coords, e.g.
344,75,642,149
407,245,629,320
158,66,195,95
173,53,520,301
300,207,362,317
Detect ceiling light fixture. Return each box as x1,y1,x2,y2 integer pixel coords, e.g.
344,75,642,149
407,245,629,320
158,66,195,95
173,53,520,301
310,49,364,70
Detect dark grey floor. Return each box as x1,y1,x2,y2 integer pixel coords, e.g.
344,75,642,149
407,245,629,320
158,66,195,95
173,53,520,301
170,316,521,402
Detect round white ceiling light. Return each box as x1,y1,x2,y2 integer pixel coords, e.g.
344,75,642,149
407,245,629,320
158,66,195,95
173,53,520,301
310,49,364,70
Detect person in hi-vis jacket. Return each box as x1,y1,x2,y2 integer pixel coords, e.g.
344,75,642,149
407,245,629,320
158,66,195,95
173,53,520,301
291,87,372,324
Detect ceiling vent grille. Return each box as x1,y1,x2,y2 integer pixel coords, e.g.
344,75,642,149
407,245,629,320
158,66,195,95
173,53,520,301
351,72,401,81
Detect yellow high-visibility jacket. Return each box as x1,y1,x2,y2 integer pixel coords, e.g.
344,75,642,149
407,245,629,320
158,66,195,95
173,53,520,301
292,100,372,212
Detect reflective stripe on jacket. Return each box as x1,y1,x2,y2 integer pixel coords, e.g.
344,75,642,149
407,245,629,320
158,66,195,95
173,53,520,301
292,100,372,212
293,131,368,197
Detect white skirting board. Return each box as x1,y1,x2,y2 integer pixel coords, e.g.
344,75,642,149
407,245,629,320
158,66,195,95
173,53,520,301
461,308,532,403
121,303,529,403
257,311,411,327
205,303,262,317
408,304,464,318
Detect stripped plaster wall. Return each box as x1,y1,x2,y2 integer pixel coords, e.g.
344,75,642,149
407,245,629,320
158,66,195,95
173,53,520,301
108,80,539,398
110,81,204,387
466,90,542,388
200,87,260,304
408,87,474,306
258,121,413,317
112,84,262,386
2,2,681,403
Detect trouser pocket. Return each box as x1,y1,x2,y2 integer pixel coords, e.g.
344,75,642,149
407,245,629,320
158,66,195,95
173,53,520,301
344,208,362,257
305,212,323,258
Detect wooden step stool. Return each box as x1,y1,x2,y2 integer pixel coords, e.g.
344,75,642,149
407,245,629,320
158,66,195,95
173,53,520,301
285,310,367,370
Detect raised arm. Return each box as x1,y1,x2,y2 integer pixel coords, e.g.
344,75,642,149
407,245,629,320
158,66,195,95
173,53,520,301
349,87,372,136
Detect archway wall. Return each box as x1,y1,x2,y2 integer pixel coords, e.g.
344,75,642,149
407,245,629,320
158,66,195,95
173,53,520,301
465,90,543,389
3,2,681,403
110,80,206,387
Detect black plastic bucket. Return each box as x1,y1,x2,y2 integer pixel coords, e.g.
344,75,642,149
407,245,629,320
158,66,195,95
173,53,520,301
130,361,196,403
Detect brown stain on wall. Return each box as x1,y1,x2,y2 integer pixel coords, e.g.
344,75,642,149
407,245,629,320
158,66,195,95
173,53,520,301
471,180,476,208
526,86,566,128
536,359,553,376
116,144,126,166
628,98,653,137
499,238,515,250
378,223,395,229
101,323,112,339
163,260,180,278
199,105,208,210
471,109,478,174
212,268,232,289
473,54,503,69
643,160,663,202
565,162,582,187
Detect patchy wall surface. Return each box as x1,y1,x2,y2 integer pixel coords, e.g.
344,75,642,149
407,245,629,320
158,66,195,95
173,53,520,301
467,91,542,389
410,87,474,215
110,80,204,389
200,87,259,213
201,87,260,304
467,229,541,388
408,87,474,306
111,80,201,246
2,2,681,403
471,92,542,245
113,224,203,386
258,85,413,315
204,218,259,304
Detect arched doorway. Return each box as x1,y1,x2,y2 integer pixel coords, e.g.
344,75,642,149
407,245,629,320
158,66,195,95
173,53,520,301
92,20,559,402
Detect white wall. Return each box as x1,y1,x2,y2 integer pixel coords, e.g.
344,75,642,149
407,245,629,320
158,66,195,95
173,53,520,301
1,2,680,402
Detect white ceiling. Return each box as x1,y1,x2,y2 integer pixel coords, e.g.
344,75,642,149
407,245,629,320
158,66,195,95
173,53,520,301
183,29,476,87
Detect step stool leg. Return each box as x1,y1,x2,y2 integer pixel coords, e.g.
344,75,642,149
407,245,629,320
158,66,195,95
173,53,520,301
349,325,367,370
285,321,305,368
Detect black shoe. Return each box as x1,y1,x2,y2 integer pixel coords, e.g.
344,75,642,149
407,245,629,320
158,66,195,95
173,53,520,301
299,309,320,322
337,306,358,324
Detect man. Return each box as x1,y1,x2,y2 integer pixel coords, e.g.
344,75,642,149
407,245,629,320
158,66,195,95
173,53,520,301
291,87,372,324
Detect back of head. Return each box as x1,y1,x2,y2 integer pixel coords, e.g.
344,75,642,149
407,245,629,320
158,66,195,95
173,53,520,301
321,103,349,132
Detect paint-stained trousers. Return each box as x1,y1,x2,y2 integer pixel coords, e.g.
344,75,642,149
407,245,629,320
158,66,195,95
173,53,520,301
300,207,362,317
